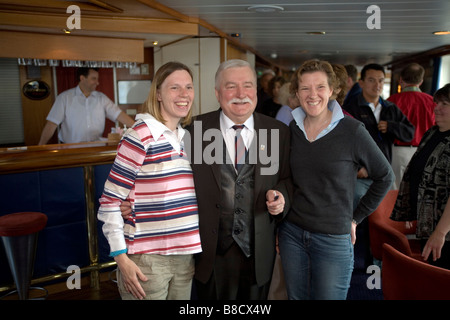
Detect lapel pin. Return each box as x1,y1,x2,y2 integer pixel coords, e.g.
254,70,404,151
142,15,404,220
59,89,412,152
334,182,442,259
260,145,265,151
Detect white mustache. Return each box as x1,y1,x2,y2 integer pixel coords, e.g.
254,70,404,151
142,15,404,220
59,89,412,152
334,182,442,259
228,97,252,104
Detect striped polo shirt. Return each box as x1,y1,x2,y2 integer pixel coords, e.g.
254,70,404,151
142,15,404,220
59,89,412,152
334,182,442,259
98,113,201,256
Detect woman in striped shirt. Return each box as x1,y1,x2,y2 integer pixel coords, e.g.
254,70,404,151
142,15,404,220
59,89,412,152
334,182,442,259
98,62,201,300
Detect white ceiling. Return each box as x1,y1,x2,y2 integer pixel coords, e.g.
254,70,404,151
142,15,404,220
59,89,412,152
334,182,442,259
1,0,449,70
159,0,450,69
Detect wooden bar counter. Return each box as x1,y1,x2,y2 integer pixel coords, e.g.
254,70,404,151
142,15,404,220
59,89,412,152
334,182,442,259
0,141,118,174
0,141,119,293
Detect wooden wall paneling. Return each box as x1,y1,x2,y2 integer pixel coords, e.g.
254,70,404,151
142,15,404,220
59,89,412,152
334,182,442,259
0,31,144,63
19,65,56,145
0,12,198,37
227,42,247,61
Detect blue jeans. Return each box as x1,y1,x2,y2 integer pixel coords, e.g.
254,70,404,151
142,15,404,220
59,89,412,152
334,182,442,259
278,221,354,300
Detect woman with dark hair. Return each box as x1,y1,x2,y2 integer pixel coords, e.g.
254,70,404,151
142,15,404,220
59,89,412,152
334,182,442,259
391,83,450,270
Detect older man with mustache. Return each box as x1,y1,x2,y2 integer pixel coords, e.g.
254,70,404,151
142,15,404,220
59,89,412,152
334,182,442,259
189,59,292,299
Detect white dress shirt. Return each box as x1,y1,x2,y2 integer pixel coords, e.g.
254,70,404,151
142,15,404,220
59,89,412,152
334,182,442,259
368,101,382,123
46,85,122,143
219,112,255,168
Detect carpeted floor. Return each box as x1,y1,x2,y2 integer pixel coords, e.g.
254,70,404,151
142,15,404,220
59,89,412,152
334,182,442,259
347,221,383,300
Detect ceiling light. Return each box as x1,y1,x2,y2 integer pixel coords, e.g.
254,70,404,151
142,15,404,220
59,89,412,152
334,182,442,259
152,41,158,46
433,31,450,35
247,5,284,13
306,31,326,35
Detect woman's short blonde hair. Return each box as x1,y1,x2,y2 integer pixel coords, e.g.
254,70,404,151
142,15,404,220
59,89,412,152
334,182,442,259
142,61,194,127
290,59,337,96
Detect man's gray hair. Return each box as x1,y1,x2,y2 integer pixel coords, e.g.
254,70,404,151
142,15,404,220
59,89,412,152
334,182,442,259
214,59,257,89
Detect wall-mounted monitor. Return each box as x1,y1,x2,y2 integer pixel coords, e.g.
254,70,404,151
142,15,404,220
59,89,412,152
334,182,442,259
118,80,151,104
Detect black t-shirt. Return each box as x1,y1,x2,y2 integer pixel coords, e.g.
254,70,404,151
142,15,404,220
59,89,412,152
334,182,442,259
408,129,450,213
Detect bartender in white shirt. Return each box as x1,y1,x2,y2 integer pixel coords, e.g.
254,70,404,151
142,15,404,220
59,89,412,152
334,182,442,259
38,68,135,145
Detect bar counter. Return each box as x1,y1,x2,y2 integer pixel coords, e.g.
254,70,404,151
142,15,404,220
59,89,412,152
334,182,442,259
0,141,118,174
0,141,119,293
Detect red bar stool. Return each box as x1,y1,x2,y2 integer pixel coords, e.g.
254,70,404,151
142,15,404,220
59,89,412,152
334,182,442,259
0,212,47,300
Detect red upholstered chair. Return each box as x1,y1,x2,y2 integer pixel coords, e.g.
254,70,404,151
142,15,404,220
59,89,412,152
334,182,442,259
382,243,450,300
0,212,47,300
368,190,417,235
368,190,422,261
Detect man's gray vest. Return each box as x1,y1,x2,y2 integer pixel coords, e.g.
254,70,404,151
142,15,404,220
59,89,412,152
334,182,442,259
217,144,255,257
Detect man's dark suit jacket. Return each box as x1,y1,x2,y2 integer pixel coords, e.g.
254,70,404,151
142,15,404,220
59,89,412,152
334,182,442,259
186,109,292,287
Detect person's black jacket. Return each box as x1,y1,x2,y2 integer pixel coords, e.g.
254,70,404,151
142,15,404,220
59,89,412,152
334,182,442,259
343,93,415,163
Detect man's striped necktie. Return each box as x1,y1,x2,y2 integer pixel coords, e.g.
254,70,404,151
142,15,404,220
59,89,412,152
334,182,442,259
232,124,247,171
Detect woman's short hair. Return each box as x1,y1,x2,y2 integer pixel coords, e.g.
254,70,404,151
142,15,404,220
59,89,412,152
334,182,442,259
142,61,194,127
290,59,337,95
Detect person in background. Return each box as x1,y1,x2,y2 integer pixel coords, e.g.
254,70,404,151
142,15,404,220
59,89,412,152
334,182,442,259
258,76,286,117
279,60,393,300
275,82,299,126
269,83,298,300
391,83,450,270
333,62,373,265
256,69,275,112
38,67,134,145
97,62,201,300
387,63,436,189
343,64,361,106
331,63,348,106
343,63,415,163
343,63,414,267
